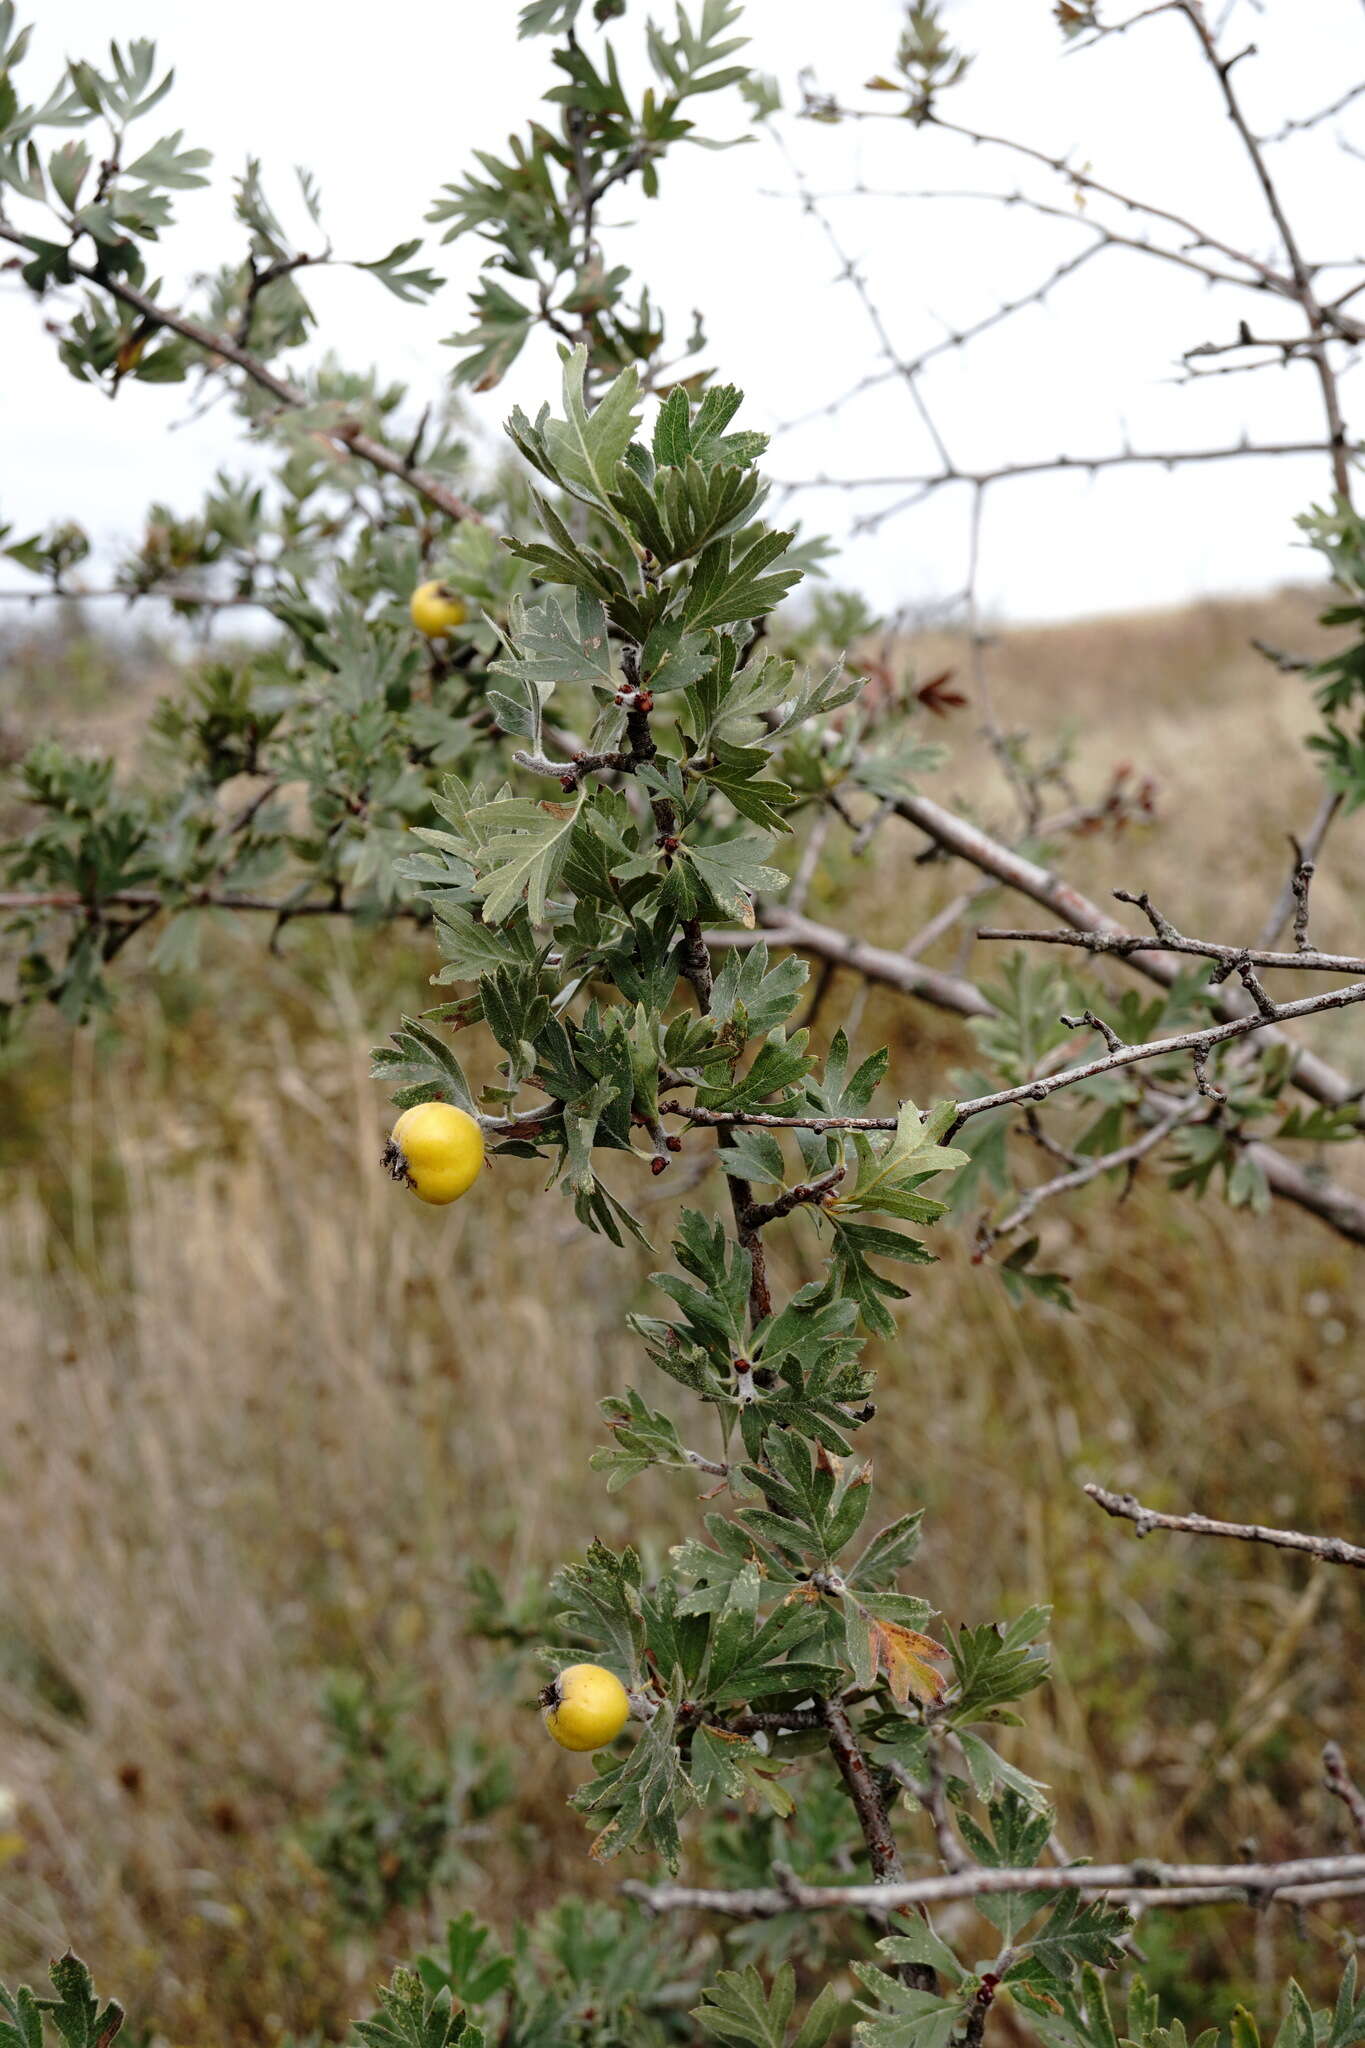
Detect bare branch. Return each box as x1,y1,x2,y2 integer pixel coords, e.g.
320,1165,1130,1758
1085,1483,1365,1567
1062,1,1187,49
831,233,1107,394
1252,638,1319,674
1172,0,1356,499
775,135,955,475
915,109,1292,292
1060,1006,1126,1053
1264,79,1365,144
624,1851,1365,1919
885,1753,973,1875
776,441,1344,512
901,885,988,963
820,1696,935,1990
513,745,632,787
763,185,1279,441
0,886,421,920
1246,1139,1365,1246
1290,845,1319,953
705,908,994,1021
1183,329,1329,368
823,1695,905,1886
1192,1044,1226,1100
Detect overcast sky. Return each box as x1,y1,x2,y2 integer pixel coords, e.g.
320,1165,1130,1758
3,0,1362,623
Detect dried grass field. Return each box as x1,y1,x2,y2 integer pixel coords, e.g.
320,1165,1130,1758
1,587,1362,2042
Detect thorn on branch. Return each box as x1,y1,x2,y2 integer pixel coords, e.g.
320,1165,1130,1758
1232,953,1279,1018
1062,1007,1125,1053
1192,1045,1226,1101
1113,887,1181,943
1290,838,1316,953
1323,1743,1365,1844
746,1166,846,1229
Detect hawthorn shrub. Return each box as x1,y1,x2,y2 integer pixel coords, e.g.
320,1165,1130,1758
1,3,1364,2046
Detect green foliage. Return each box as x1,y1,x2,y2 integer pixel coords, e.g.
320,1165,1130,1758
3,3,1363,2043
1020,1959,1365,2048
415,1900,707,2047
854,1796,1129,2048
695,1966,844,2048
300,1675,513,1927
0,1956,121,2048
431,1,753,389
892,4,971,123
354,1969,483,2048
1295,499,1365,810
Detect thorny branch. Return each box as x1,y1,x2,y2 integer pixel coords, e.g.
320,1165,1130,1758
776,443,1344,530
774,134,955,479
1265,78,1365,144
1173,0,1355,499
671,905,1365,1245
776,0,1362,605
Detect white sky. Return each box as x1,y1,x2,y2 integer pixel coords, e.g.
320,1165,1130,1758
2,0,1362,622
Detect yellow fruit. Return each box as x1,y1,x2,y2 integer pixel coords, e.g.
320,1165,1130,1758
409,580,468,637
541,1663,631,1752
383,1100,484,1206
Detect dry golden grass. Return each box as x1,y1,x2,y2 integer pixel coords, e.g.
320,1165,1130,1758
1,589,1363,2039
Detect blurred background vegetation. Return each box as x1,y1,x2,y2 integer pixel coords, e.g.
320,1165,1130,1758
1,585,1361,2043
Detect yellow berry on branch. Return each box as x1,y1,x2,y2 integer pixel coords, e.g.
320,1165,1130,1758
382,1100,484,1205
540,1663,631,1752
409,580,468,637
